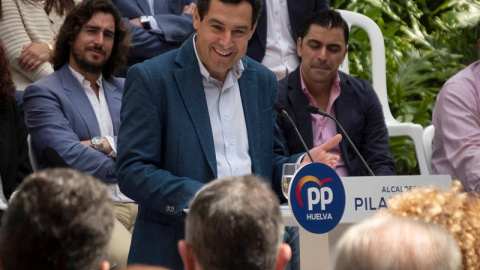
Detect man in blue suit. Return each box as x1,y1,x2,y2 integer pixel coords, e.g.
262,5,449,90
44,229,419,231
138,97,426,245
23,0,134,269
112,0,197,72
277,10,396,176
117,0,342,269
246,0,329,80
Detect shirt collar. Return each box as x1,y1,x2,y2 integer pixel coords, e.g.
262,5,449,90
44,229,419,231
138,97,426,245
192,33,244,84
68,65,103,88
300,68,341,113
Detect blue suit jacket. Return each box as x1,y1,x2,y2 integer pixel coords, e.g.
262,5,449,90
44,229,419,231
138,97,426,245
246,0,329,62
277,67,396,176
23,65,124,183
112,0,196,69
117,35,300,269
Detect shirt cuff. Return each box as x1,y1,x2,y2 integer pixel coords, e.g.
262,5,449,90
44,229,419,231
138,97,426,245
105,136,117,158
297,154,305,164
148,16,164,34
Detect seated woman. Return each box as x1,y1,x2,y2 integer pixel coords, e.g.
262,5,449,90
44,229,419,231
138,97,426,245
0,40,32,220
0,0,76,90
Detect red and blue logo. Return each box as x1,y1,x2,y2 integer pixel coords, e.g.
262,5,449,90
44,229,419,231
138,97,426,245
288,163,345,234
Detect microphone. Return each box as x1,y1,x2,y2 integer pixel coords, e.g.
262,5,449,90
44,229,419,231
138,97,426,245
306,105,375,176
274,103,315,163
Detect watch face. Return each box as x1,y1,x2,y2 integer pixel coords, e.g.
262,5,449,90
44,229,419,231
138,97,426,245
92,137,102,146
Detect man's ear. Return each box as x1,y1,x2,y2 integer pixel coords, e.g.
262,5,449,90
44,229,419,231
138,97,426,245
99,260,110,270
193,7,200,31
178,240,196,270
297,37,303,58
274,243,292,270
247,21,258,40
341,45,348,62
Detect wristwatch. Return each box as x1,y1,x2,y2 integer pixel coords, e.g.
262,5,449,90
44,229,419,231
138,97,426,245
90,136,104,152
140,15,151,30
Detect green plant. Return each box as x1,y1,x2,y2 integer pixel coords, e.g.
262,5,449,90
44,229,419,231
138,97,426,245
331,0,479,174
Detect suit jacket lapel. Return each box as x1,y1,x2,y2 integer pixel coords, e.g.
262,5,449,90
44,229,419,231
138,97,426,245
103,78,122,135
59,65,101,137
173,38,217,177
334,73,353,174
238,63,261,174
256,0,268,51
288,68,314,149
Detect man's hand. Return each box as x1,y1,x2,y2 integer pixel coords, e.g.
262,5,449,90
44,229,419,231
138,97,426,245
301,134,342,168
183,2,196,14
19,42,51,72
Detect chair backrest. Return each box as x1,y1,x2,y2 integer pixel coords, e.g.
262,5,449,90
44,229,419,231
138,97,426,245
423,125,435,173
338,10,395,123
337,10,430,175
27,134,39,172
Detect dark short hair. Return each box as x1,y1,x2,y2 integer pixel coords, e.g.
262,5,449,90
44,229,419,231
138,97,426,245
196,0,262,29
186,175,283,270
0,168,114,270
300,9,349,45
53,0,130,77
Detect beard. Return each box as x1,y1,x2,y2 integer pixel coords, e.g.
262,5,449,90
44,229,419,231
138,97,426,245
71,45,108,74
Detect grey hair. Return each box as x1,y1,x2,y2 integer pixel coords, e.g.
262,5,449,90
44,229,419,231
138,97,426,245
334,215,462,270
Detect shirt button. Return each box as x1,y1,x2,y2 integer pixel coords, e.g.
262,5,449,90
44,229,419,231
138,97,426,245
170,206,175,212
166,206,171,212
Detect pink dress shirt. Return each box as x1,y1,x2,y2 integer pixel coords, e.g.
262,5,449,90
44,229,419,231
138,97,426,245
432,60,480,192
300,69,348,176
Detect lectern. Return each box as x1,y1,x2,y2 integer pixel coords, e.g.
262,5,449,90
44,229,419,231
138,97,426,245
283,175,452,270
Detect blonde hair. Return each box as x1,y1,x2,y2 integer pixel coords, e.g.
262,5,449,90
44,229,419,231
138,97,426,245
380,180,480,270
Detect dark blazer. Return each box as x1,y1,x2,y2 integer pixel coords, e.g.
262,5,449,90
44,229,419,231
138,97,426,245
112,0,196,69
0,101,31,200
23,65,123,183
246,0,329,62
277,67,396,176
117,35,300,269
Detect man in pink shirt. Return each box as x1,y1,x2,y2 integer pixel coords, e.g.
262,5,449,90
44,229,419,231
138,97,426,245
277,9,395,177
431,22,480,192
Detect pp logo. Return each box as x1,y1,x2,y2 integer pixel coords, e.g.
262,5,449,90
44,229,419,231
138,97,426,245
288,162,345,234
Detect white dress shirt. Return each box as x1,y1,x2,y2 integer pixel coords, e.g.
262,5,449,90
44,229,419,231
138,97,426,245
69,66,134,203
192,35,252,179
261,0,299,80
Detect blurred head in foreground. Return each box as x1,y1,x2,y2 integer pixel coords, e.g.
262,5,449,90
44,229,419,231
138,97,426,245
179,174,291,270
0,168,114,270
334,215,461,270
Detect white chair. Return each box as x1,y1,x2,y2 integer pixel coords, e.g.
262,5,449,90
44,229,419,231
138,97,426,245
422,125,435,174
27,134,39,172
338,10,429,175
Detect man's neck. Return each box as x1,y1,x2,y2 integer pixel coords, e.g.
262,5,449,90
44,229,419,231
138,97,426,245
304,79,333,112
70,65,102,95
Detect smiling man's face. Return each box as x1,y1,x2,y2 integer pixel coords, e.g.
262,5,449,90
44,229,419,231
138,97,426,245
193,0,256,82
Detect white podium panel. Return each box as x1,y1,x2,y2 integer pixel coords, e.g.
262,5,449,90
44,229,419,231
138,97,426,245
283,175,452,270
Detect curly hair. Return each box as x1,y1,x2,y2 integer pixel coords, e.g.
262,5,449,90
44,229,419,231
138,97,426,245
44,0,75,16
0,40,16,109
379,180,480,270
52,0,130,78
